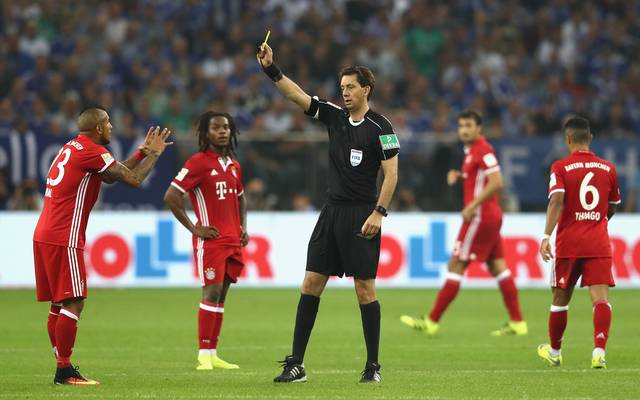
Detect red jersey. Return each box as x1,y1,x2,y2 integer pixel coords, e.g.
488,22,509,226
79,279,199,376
33,134,115,249
461,136,502,222
548,150,621,258
171,150,244,249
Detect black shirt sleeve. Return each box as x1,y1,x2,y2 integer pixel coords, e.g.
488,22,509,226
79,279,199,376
305,96,343,126
374,114,400,160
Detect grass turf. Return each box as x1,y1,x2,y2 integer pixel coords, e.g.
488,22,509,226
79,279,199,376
1,288,639,399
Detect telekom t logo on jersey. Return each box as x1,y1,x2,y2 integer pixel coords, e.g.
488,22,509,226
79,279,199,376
215,181,227,200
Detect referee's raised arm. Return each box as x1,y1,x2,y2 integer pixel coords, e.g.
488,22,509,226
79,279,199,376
257,43,312,112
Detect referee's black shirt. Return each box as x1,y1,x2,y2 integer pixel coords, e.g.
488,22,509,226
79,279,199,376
305,96,400,205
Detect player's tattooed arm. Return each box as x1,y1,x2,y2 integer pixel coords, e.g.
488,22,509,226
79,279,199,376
101,127,172,186
101,157,158,187
257,43,312,112
239,193,249,247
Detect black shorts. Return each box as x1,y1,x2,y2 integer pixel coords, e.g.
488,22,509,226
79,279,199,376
306,203,381,279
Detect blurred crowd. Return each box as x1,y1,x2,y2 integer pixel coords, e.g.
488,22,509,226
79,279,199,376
1,0,640,211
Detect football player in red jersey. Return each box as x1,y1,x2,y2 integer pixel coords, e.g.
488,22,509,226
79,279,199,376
401,109,527,337
33,107,172,384
538,116,621,369
164,111,248,371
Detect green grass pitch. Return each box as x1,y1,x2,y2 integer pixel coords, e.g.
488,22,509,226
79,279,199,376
1,288,639,399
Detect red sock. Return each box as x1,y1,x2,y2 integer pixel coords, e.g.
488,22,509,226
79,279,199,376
210,303,224,350
496,270,523,322
48,304,61,350
429,273,462,322
549,305,568,351
198,301,218,350
593,300,611,350
55,308,79,368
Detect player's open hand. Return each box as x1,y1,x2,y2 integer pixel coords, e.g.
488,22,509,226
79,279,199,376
137,126,158,156
462,204,477,223
192,222,219,239
540,238,553,262
240,227,250,247
145,126,173,156
447,169,461,186
257,43,273,67
360,212,382,238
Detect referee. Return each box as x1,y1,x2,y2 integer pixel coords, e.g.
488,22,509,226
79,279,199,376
258,43,399,384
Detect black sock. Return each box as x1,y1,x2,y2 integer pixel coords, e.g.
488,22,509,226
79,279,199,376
291,294,320,363
359,300,381,365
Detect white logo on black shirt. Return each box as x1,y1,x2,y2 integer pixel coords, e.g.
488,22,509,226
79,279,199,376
350,149,363,166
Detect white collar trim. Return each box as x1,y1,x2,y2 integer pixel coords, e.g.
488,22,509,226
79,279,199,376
218,156,232,172
349,116,365,126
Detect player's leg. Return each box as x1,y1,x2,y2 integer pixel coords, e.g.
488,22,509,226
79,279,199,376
487,258,527,336
589,284,610,368
34,242,60,357
196,282,224,370
47,302,62,357
207,276,240,369
401,221,475,333
354,278,382,383
54,296,96,385
538,263,576,367
49,245,96,385
400,257,467,335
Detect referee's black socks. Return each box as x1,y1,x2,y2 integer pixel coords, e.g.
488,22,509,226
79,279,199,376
291,294,320,363
359,300,381,364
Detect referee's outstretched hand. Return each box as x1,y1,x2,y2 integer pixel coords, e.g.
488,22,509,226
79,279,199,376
257,43,273,67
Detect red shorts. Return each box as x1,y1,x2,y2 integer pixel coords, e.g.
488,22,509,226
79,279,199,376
452,218,503,262
34,242,87,303
194,246,244,286
552,257,615,288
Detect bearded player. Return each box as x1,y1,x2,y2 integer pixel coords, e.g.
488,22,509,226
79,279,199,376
34,107,172,384
401,109,527,337
164,111,248,371
538,116,620,369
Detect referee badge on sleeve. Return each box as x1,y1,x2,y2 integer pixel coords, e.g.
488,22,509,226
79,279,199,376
379,134,400,150
350,149,363,166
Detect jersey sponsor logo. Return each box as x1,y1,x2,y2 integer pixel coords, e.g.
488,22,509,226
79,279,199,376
379,134,400,150
482,153,498,167
216,181,227,200
101,152,114,165
350,149,363,166
175,168,189,181
210,169,218,176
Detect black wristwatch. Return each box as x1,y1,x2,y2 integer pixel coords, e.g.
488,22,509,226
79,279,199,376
374,205,388,217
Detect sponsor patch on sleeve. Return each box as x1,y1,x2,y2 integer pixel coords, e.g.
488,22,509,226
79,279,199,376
379,134,400,150
175,168,189,181
101,152,114,165
549,173,557,188
482,153,498,167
